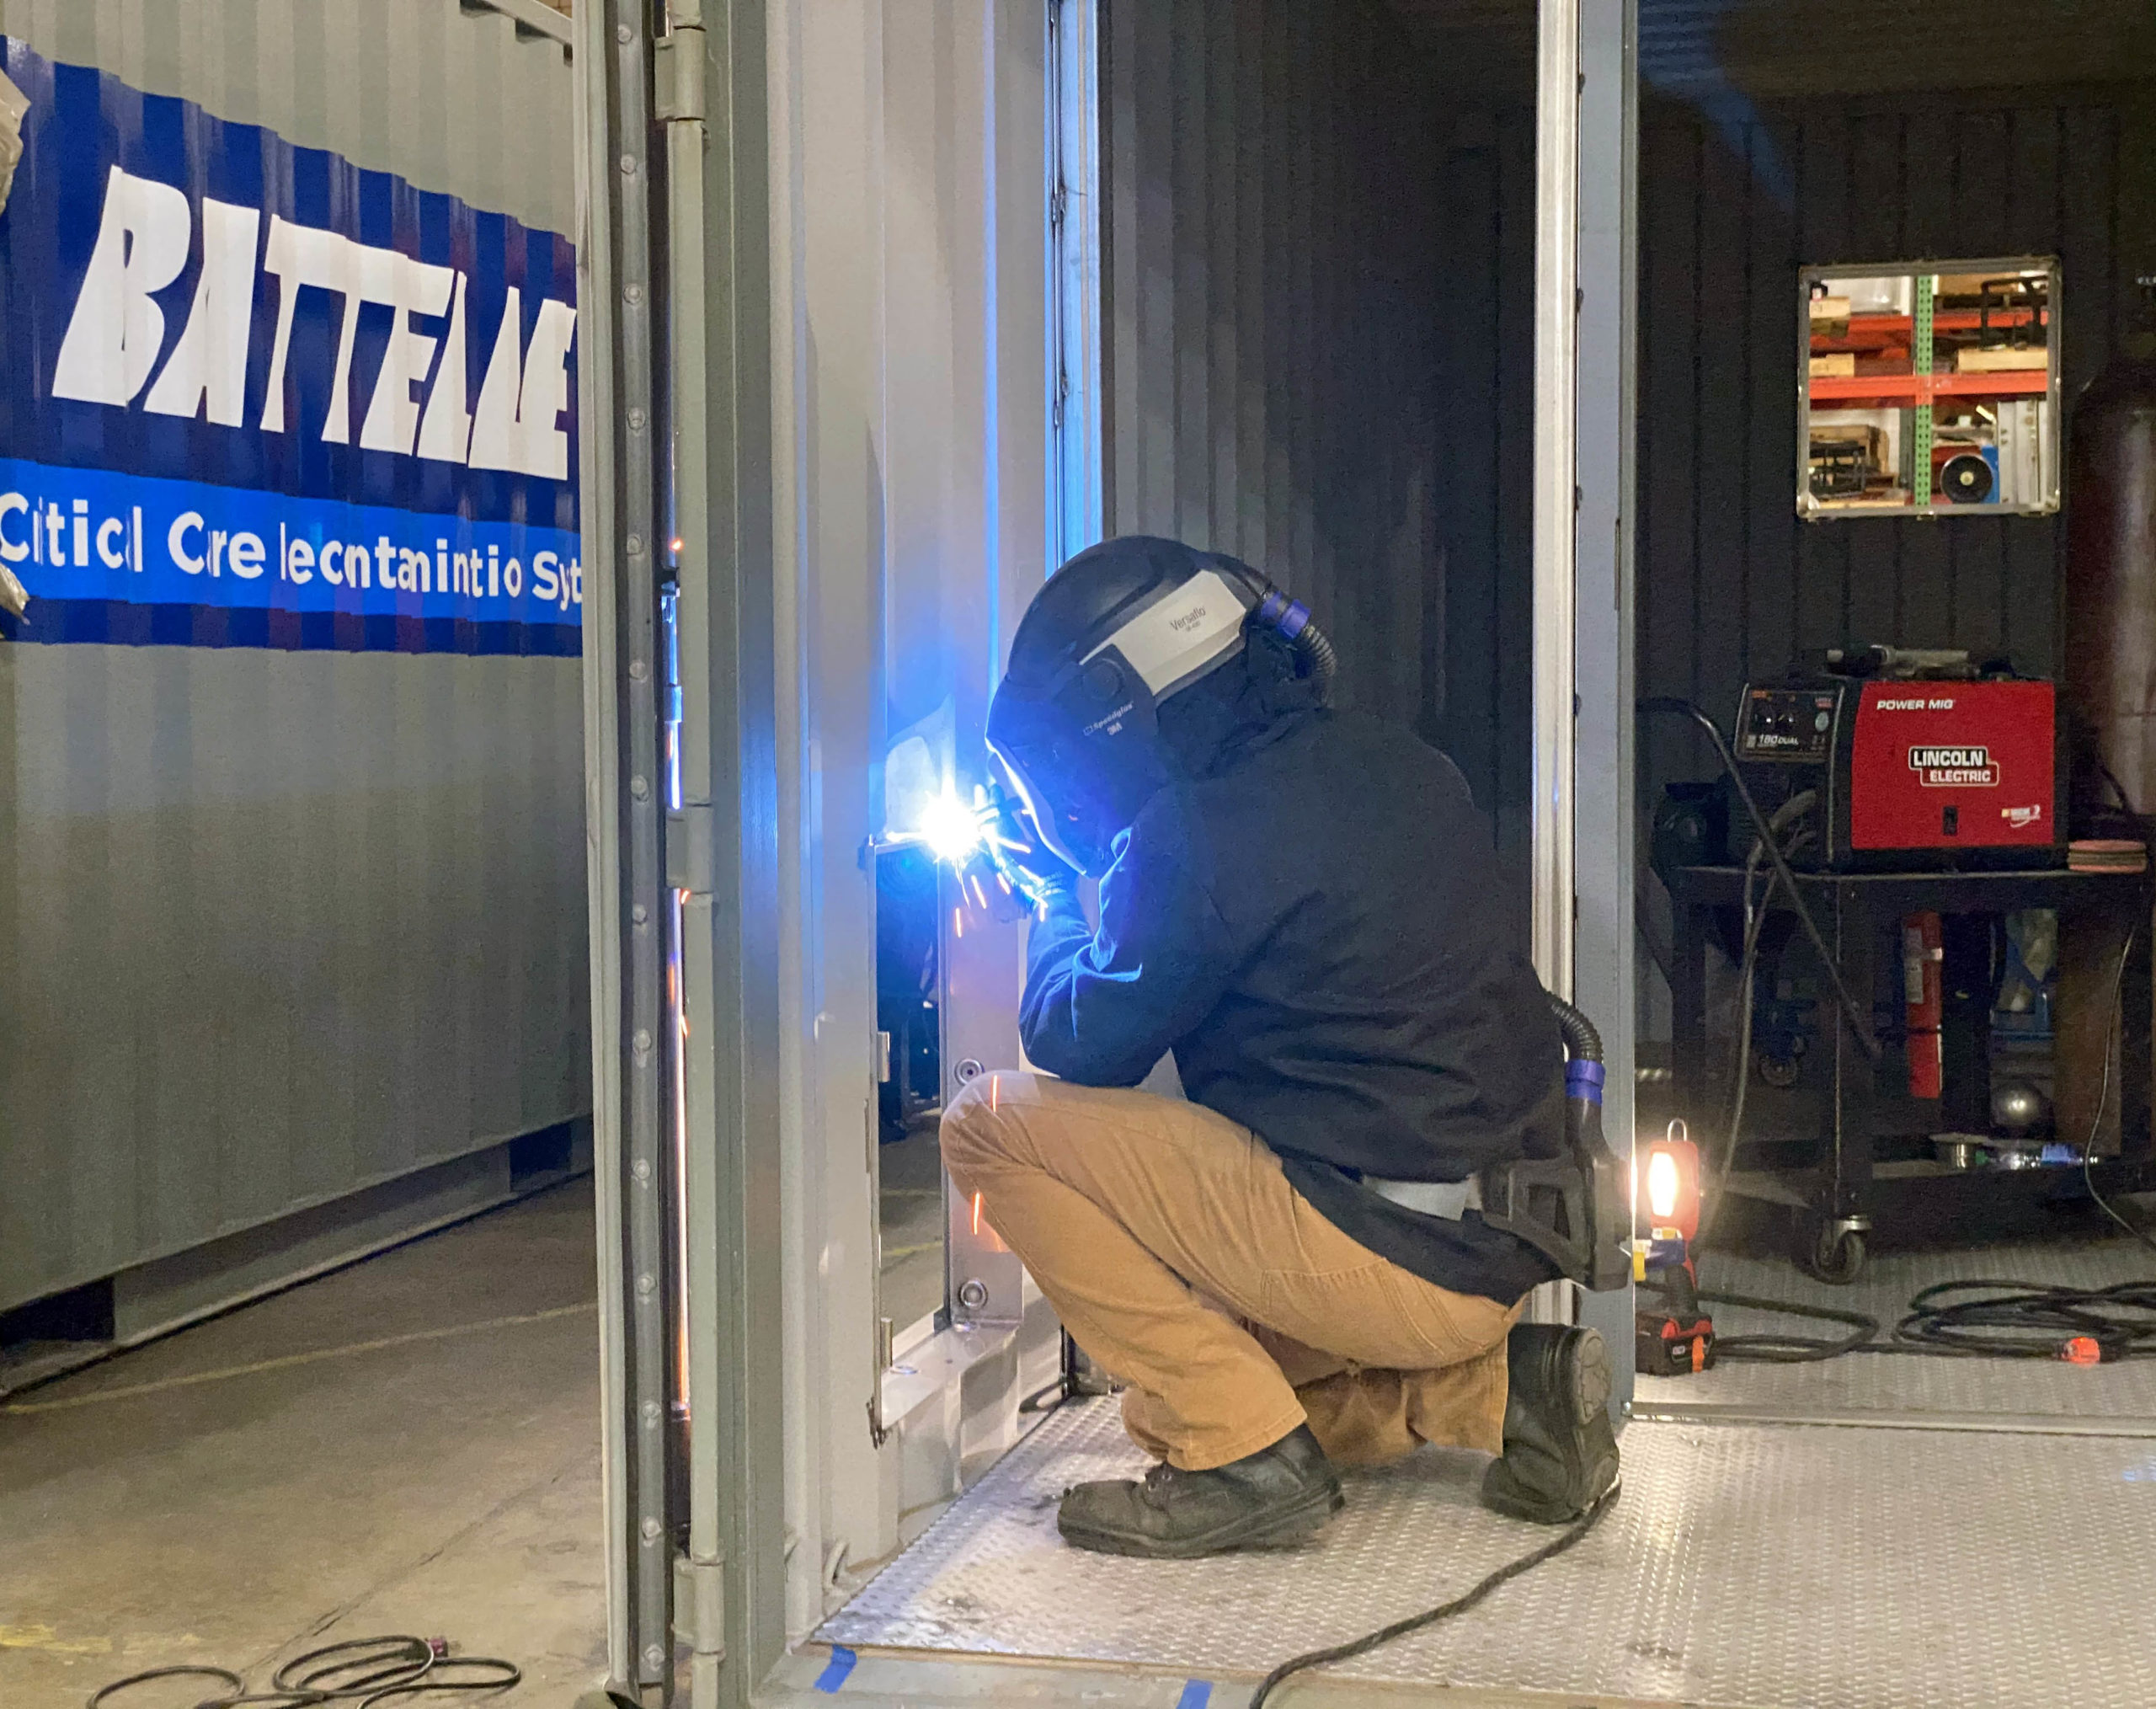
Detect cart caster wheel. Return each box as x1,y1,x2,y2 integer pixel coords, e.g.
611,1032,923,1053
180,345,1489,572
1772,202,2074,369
1799,1221,1866,1285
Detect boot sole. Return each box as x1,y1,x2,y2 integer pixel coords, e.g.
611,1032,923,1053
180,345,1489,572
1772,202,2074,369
1481,1328,1620,1525
1058,1482,1345,1560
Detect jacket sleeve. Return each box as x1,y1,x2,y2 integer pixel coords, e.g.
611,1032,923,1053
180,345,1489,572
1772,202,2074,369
1017,796,1237,1087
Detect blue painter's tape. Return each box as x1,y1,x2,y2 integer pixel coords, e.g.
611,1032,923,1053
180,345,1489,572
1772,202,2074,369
813,1647,857,1693
1176,1682,1212,1709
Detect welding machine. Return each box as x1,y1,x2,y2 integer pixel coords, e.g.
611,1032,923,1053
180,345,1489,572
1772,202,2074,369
1731,649,2060,870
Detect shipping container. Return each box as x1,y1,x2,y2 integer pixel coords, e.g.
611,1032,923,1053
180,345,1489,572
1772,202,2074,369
0,0,590,1369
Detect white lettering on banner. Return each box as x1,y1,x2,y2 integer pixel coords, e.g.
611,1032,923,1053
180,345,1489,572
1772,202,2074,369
51,166,192,405
0,492,27,562
52,172,574,478
169,510,204,574
142,198,261,425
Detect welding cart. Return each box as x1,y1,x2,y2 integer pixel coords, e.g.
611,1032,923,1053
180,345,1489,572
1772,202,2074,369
1664,863,2156,1282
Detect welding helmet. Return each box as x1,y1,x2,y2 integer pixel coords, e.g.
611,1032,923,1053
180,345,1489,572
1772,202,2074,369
985,536,1334,876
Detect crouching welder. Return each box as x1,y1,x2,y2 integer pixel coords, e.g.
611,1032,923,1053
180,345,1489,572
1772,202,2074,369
942,534,1626,1560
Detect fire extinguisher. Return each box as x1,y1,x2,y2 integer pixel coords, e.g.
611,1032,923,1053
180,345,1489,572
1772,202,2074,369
1903,911,1943,1099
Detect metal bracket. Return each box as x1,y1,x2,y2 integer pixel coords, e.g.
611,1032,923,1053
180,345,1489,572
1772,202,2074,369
654,28,707,124
673,1551,727,1660
665,804,715,892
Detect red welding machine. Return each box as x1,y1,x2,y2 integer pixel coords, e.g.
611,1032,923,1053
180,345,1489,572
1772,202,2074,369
1733,652,2058,870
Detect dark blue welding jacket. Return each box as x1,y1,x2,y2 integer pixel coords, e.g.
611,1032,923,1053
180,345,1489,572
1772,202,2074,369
1017,640,1564,1306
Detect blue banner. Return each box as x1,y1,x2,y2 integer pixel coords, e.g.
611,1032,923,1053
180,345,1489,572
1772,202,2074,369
0,38,580,654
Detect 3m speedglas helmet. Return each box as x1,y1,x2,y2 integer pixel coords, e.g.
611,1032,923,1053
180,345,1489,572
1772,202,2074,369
986,536,1336,875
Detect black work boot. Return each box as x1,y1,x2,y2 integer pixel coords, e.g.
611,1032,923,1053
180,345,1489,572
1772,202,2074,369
1480,1323,1621,1524
1057,1423,1344,1558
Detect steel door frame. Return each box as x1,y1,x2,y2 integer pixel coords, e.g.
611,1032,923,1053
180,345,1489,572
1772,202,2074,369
579,2,1639,1701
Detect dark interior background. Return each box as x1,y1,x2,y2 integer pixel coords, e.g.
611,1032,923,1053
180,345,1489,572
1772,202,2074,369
1100,1,2156,1008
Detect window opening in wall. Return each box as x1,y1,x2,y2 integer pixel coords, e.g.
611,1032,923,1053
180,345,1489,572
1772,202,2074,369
1800,256,2061,518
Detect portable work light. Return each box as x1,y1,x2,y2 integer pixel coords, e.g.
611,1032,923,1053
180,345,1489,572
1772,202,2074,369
1637,1121,1701,1245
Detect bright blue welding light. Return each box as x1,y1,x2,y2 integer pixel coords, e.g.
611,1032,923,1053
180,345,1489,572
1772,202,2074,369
917,786,983,867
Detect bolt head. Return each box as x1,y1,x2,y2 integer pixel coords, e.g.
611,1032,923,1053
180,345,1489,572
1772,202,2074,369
625,282,644,305
636,1273,657,1298
632,903,650,925
620,152,638,177
642,1517,663,1541
627,406,648,430
629,660,649,681
644,1644,668,1671
630,775,650,800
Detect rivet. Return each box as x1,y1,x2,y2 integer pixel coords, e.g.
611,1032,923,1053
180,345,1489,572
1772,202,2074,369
627,406,648,430
620,152,638,177
643,1644,667,1671
633,1027,654,1053
637,1272,657,1298
631,775,650,800
629,660,649,681
955,1059,985,1083
641,1516,662,1541
627,532,644,554
632,903,650,926
632,1158,653,1185
643,1401,663,1427
616,22,633,44
957,1278,990,1311
625,282,644,305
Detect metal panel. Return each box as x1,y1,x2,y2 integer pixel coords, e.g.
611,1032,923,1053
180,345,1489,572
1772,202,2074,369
1101,0,1449,741
1573,0,1639,1393
0,0,574,235
825,1395,2156,1709
0,0,587,1316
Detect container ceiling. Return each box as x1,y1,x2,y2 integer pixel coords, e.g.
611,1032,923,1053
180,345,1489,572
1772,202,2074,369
1382,0,2156,99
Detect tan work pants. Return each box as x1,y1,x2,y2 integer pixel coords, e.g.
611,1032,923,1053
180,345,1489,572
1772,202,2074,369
941,1071,1521,1472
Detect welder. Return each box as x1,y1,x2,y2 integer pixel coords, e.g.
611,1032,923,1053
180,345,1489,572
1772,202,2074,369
941,534,1620,1560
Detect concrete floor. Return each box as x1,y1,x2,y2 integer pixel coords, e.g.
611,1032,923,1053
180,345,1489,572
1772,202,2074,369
0,1183,607,1706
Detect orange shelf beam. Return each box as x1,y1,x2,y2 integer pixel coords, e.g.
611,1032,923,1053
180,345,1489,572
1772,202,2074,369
1810,369,2051,405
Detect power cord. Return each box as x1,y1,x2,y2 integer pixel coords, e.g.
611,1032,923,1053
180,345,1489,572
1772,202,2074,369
1246,1490,1617,1708
88,1636,520,1709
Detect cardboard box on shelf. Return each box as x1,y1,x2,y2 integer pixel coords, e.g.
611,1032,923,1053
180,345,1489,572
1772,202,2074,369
1956,344,2049,372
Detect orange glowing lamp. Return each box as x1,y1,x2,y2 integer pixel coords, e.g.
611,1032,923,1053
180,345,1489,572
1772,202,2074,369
1638,1120,1702,1245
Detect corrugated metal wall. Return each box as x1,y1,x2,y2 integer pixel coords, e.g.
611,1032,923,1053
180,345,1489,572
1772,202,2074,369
1636,79,2156,809
0,0,588,1312
1100,0,1538,938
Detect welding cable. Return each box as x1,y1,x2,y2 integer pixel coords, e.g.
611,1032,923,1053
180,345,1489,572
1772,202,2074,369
1873,1278,2156,1359
1638,697,1879,1060
353,1658,520,1706
86,1665,247,1709
1246,1490,1617,1709
1641,1276,1879,1362
1694,797,1816,1249
271,1637,436,1698
2076,920,2156,1260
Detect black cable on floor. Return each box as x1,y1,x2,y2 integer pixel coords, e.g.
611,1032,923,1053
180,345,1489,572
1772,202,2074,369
88,1636,520,1709
1873,1278,2156,1360
1245,1491,1618,1709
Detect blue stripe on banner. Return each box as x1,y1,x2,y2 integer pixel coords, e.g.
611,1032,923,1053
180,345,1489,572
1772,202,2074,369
0,456,582,651
813,1646,857,1694
1177,1682,1212,1708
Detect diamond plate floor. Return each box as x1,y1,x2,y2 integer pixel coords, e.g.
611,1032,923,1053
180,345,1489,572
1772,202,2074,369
820,1397,2156,1707
1636,1232,2156,1423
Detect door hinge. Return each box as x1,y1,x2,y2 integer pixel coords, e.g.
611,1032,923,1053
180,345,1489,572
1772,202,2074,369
874,1030,893,1085
654,28,707,124
673,1552,726,1660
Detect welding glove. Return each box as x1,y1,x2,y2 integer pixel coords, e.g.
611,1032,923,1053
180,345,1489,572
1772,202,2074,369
976,783,1080,911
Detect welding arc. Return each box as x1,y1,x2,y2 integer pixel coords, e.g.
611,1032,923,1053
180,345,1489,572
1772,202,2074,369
1245,1492,1617,1708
